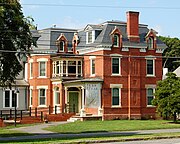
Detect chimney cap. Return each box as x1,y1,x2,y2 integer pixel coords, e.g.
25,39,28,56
126,11,139,14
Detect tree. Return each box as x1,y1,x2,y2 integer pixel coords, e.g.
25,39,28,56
159,36,180,72
153,73,180,122
0,0,33,86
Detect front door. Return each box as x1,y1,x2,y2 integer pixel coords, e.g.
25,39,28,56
69,92,79,113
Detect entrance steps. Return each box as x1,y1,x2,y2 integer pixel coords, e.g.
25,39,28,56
67,113,102,122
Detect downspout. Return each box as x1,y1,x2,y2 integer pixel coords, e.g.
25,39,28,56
128,55,131,120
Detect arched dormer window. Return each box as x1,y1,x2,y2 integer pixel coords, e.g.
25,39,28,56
59,41,65,51
148,37,154,49
113,34,119,47
56,33,68,53
110,26,122,48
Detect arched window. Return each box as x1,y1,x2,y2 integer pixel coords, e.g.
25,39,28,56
148,37,154,49
113,34,119,47
59,41,64,51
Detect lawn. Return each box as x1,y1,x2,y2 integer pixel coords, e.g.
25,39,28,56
45,120,180,133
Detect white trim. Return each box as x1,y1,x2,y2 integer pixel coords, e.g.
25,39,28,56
146,87,156,107
111,87,121,107
89,56,96,76
111,57,121,76
110,54,122,57
29,62,33,78
52,81,62,85
38,61,47,78
146,59,155,77
37,58,48,62
89,56,96,59
29,59,33,63
3,89,19,108
37,86,48,89
110,84,123,88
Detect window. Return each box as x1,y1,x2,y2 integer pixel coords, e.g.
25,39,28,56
68,61,76,75
113,34,119,47
87,31,92,43
112,58,120,75
59,41,64,51
3,90,18,108
30,62,33,78
56,61,60,75
91,59,95,76
146,59,155,76
30,88,33,106
112,88,120,106
39,88,46,106
54,87,60,105
39,61,46,77
148,37,153,49
147,88,154,106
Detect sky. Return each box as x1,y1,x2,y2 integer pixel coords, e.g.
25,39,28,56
20,0,180,38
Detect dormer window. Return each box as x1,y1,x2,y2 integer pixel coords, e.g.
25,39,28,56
87,31,92,44
59,41,65,51
113,34,119,47
148,37,154,49
56,33,68,53
146,29,157,49
110,27,122,48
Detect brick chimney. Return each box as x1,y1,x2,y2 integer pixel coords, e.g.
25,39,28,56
126,11,140,42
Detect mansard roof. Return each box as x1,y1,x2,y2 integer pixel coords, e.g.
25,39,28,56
77,20,166,50
32,27,77,52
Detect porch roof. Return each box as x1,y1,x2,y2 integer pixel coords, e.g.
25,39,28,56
63,78,103,85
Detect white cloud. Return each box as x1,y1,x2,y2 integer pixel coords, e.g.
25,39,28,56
57,16,86,29
153,25,163,36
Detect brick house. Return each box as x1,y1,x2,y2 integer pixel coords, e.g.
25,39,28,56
27,11,166,120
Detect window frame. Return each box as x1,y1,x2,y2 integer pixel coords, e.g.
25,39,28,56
113,34,119,47
110,84,122,107
37,86,48,107
59,41,65,52
148,37,154,49
89,56,96,76
146,58,155,77
111,57,121,76
29,87,33,106
3,89,19,108
146,87,155,107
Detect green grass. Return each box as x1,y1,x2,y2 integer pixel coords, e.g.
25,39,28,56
0,128,29,137
45,120,180,133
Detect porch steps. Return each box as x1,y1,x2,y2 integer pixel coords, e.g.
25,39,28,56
67,117,81,122
67,113,102,122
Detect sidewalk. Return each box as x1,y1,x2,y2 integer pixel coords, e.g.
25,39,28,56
1,122,180,142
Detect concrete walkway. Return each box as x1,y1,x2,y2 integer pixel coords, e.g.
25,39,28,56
10,121,68,134
1,122,180,142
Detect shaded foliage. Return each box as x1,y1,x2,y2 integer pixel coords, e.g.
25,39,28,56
159,36,180,71
153,73,180,122
0,0,33,86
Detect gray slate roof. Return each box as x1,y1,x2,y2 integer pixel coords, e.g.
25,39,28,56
32,28,77,52
77,20,166,50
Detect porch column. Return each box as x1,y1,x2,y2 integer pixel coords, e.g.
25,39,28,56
66,60,68,76
80,86,86,117
98,87,103,116
60,61,63,76
76,60,78,77
64,87,68,113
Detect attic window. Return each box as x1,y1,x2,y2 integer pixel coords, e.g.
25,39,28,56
59,41,65,51
113,34,119,47
148,37,154,49
87,31,92,43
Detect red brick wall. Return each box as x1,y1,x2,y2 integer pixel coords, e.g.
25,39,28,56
28,55,52,108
